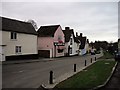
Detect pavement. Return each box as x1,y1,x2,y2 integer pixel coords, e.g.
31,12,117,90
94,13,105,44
1,58,55,65
2,54,103,88
2,54,92,65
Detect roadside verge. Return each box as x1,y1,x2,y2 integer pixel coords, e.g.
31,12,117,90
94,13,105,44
51,60,117,89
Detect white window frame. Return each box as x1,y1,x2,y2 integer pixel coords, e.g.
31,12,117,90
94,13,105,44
11,32,17,40
16,46,21,54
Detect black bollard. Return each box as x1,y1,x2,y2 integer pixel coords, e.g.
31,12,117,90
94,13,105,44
74,64,76,72
85,60,87,66
95,57,96,61
91,58,92,63
49,71,53,84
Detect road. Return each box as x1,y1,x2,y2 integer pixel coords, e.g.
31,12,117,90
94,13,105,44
2,54,102,88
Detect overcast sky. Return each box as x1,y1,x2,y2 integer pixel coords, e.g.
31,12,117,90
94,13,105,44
1,1,119,42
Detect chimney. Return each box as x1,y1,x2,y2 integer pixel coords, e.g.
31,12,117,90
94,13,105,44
87,39,89,43
80,33,82,37
65,27,70,30
76,32,78,37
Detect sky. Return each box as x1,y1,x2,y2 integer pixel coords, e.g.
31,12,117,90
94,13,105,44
0,0,119,42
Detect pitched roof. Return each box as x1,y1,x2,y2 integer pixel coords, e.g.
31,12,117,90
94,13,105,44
37,25,60,37
63,29,73,42
63,29,80,43
76,36,86,49
1,16,37,35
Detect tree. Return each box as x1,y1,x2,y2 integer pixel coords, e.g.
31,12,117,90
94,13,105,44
27,19,38,30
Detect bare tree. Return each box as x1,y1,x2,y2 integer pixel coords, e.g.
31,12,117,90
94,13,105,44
27,19,38,30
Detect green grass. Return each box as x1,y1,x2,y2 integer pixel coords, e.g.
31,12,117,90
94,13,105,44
100,51,114,59
55,60,116,89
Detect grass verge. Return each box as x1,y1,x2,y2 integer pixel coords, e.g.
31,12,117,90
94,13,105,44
55,60,116,89
100,51,114,59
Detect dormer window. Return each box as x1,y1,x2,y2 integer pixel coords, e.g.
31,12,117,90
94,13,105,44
11,32,17,40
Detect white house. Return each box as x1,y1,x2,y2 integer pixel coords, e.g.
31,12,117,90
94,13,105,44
76,33,89,55
0,17,38,61
63,27,80,56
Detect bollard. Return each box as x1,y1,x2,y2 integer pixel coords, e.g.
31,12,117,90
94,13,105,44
74,64,76,72
91,58,92,63
49,71,53,84
85,60,87,66
95,57,96,61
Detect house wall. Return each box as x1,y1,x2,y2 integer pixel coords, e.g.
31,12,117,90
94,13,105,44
0,31,2,61
64,42,68,56
64,34,79,56
38,37,54,58
85,43,89,53
0,46,2,61
0,31,2,45
54,26,65,57
74,42,79,55
37,26,65,58
69,34,75,56
2,31,37,60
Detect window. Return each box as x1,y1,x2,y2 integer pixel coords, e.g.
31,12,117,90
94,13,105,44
16,46,21,53
11,32,17,39
70,38,72,45
58,36,62,41
58,49,63,53
70,48,72,54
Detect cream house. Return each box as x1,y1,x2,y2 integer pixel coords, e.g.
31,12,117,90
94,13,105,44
0,17,38,61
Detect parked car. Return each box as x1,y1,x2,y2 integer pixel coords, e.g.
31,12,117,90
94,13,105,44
115,51,120,61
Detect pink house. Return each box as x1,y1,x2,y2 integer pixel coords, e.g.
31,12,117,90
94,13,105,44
37,25,65,58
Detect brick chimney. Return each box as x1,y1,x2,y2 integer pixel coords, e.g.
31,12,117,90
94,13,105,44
80,33,82,37
76,32,78,37
87,39,89,43
65,27,70,30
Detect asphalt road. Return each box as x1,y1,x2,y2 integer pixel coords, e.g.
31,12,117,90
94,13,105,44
2,54,102,88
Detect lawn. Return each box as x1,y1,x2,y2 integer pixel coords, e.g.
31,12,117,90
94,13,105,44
100,51,114,59
55,60,116,89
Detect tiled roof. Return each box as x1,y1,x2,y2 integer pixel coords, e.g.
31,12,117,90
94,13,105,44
63,29,80,43
37,25,60,37
63,30,73,42
1,17,37,35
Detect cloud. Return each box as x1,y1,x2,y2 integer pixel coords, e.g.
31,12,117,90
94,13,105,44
1,2,118,42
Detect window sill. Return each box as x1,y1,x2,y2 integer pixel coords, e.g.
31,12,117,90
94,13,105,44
16,53,22,55
10,39,17,41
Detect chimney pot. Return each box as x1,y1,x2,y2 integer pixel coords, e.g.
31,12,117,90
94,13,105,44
65,27,70,30
80,33,82,37
76,32,78,36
